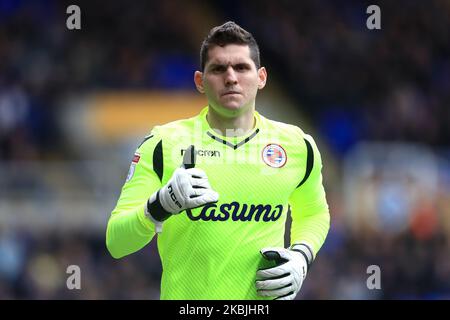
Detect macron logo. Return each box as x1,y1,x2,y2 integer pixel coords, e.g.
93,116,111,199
181,149,220,158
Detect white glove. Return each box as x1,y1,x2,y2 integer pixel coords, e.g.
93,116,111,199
155,167,219,213
145,145,219,232
256,245,313,300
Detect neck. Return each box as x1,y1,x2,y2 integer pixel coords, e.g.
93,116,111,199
206,106,256,137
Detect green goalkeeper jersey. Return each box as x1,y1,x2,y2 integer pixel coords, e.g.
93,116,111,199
106,107,330,300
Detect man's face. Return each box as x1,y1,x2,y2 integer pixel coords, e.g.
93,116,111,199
195,44,266,116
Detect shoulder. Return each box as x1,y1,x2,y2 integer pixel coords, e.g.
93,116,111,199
137,115,198,152
259,113,322,155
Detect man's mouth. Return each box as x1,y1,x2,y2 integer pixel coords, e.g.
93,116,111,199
222,91,241,96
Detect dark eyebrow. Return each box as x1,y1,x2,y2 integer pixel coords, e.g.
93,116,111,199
207,62,252,70
207,63,226,69
234,62,252,68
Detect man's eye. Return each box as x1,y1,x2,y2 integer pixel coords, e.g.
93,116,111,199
236,65,249,71
212,67,225,73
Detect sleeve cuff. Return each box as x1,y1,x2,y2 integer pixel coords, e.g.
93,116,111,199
291,242,315,267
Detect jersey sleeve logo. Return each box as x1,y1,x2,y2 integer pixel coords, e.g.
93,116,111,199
262,144,287,168
132,153,141,163
126,152,141,182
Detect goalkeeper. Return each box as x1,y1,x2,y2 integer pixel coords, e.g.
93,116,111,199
106,21,330,300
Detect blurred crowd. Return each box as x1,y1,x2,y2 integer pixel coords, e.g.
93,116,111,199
0,228,161,299
0,0,450,299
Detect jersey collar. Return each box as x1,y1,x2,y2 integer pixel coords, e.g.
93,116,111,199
199,106,261,150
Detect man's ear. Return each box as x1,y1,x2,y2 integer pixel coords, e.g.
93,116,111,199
257,67,267,89
194,71,205,93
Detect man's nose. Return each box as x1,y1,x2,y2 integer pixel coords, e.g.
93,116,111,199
224,67,238,85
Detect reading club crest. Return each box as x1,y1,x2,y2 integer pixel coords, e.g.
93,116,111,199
262,144,287,168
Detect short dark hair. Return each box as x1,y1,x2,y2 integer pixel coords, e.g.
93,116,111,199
200,21,261,71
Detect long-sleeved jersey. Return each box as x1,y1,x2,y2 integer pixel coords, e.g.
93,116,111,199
106,106,330,299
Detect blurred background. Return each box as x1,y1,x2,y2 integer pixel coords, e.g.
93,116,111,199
0,0,449,299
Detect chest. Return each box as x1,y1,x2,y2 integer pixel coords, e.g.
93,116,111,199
161,136,306,204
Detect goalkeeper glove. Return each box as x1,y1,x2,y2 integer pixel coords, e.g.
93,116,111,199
145,145,219,232
256,244,314,300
